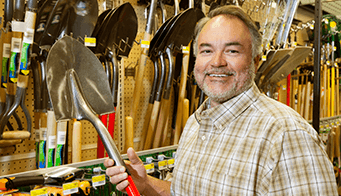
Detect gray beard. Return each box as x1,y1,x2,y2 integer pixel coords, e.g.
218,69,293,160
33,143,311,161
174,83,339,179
198,61,255,104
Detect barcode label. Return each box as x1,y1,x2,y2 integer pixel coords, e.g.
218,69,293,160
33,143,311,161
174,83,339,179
23,28,34,44
63,181,79,195
57,131,66,144
3,43,11,57
35,129,40,142
11,37,21,53
40,128,47,140
48,135,56,148
63,188,78,195
92,175,106,187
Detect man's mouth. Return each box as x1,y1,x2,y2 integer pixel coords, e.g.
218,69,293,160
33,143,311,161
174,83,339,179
206,72,234,77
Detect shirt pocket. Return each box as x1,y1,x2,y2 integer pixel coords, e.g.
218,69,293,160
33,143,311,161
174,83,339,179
205,160,256,195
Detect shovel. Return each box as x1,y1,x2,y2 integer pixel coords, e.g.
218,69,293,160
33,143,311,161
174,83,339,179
46,35,140,196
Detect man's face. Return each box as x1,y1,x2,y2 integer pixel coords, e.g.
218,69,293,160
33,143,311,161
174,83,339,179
194,15,256,107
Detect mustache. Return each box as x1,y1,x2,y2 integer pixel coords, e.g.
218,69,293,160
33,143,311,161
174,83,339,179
203,68,236,76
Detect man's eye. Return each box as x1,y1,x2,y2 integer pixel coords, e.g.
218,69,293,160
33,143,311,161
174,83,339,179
200,50,211,54
226,50,239,54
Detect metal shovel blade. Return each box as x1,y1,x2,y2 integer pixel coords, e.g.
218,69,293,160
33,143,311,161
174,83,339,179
268,46,312,84
46,35,114,121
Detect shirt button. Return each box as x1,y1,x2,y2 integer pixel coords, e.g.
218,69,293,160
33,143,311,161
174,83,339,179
201,135,206,141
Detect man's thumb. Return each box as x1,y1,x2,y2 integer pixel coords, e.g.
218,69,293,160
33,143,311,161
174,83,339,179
127,147,141,165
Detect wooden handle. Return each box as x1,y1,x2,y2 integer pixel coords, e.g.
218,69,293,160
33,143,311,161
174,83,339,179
334,126,340,158
2,131,30,139
0,88,5,103
139,104,153,151
125,116,134,151
0,146,16,154
153,98,171,148
182,99,190,130
0,139,22,147
130,52,150,128
144,101,161,150
72,120,82,163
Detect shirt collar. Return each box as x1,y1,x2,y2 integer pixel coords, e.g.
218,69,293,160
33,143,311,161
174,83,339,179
195,82,260,132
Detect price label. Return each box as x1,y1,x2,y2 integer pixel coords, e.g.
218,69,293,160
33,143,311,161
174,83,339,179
141,40,150,49
63,181,79,195
262,55,266,61
144,163,155,174
92,175,106,187
30,187,48,196
182,46,190,54
11,37,22,53
3,43,11,58
167,159,175,168
158,160,167,170
84,37,96,47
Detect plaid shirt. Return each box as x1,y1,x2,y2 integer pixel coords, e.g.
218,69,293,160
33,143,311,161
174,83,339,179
171,82,337,195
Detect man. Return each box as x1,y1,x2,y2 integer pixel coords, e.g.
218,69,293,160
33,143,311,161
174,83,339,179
105,5,338,195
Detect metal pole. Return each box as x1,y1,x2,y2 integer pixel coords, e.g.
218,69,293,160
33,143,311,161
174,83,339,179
313,0,322,133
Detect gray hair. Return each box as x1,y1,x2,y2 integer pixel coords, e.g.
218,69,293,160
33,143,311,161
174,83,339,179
193,5,262,59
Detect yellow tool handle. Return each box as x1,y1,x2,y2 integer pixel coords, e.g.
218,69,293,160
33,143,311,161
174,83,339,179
125,116,134,151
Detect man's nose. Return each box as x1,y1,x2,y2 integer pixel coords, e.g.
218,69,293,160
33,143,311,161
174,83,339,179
211,51,227,67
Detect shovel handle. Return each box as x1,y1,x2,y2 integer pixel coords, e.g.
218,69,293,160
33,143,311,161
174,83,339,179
126,175,140,196
2,131,30,139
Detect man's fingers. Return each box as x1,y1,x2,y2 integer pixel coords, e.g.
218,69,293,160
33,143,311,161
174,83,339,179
104,158,114,168
115,180,130,192
109,172,128,185
106,165,126,176
127,147,142,165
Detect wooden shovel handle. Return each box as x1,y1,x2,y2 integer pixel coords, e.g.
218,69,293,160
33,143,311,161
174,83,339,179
144,101,161,150
2,131,30,139
125,116,134,151
0,139,22,147
72,120,82,163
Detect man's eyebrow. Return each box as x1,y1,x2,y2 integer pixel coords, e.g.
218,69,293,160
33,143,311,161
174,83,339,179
199,42,243,48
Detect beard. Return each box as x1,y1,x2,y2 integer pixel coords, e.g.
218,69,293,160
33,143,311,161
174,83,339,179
195,60,255,104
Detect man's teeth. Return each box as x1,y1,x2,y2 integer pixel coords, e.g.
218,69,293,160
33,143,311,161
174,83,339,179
208,74,229,77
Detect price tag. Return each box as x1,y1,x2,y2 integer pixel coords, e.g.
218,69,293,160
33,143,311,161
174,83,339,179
141,40,150,49
30,187,48,196
158,160,167,170
57,131,66,144
182,46,189,54
84,37,96,47
330,21,337,28
48,135,56,149
262,55,266,61
11,21,26,32
11,37,22,53
23,28,35,44
167,159,175,168
63,181,79,195
144,163,155,174
92,175,106,187
3,43,11,58
282,85,286,90
327,61,330,66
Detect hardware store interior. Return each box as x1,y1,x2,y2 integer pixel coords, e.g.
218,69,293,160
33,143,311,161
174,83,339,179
1,0,341,195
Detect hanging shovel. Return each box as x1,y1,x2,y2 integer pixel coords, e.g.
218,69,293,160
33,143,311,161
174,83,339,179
46,36,140,196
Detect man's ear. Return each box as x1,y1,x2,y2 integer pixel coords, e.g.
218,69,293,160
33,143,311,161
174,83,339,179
254,55,261,73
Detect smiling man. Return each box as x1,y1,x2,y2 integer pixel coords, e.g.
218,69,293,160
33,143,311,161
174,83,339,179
105,5,338,195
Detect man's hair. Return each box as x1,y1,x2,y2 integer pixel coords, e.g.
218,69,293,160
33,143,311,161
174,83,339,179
193,5,262,59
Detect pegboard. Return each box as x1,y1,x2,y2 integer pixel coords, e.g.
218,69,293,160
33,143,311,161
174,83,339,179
0,0,270,176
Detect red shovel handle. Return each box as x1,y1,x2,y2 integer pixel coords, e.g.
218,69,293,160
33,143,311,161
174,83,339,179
126,175,140,196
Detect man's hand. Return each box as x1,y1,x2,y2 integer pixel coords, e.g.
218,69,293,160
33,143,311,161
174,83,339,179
104,147,147,193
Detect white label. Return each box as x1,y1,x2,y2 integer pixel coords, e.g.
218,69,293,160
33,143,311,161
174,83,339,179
11,37,22,53
63,188,78,195
92,175,106,187
11,21,26,32
57,131,66,145
141,40,150,49
40,128,47,140
48,135,56,149
3,43,11,58
23,28,35,44
35,129,40,142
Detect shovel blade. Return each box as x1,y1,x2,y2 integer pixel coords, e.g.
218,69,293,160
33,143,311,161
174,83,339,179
46,36,114,121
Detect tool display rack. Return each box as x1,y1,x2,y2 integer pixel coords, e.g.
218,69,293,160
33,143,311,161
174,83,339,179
0,145,177,195
0,0,277,176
